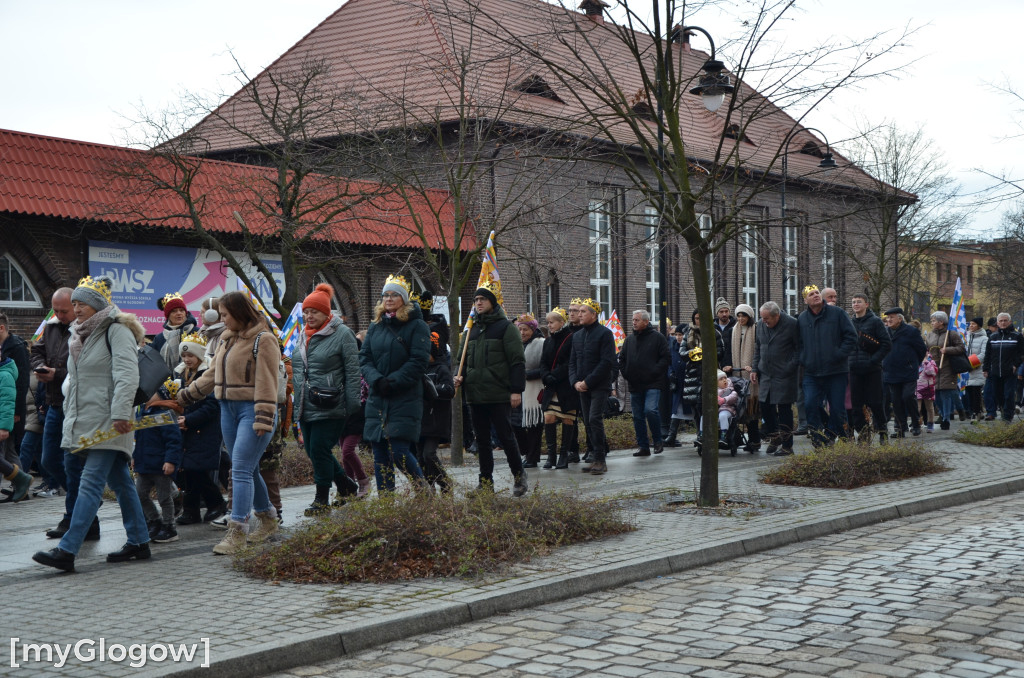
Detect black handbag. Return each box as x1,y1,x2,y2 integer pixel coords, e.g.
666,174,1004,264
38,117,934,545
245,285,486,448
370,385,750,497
308,385,341,408
303,364,341,408
948,352,972,374
106,327,171,406
421,373,439,401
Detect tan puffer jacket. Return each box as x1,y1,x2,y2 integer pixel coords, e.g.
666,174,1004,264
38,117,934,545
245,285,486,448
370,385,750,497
179,322,279,432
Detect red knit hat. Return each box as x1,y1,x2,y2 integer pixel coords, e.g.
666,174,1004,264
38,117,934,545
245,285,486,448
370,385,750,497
160,294,186,319
303,283,334,316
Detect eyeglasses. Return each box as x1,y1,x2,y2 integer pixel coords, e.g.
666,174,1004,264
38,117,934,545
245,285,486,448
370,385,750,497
381,293,403,299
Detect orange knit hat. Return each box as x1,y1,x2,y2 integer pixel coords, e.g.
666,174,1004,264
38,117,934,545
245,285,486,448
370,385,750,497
302,283,334,316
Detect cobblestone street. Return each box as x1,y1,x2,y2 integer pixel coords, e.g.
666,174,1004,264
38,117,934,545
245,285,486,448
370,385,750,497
268,493,1024,678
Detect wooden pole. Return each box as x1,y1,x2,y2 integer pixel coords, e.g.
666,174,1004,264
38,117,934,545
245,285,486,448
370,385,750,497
938,327,950,370
454,326,471,382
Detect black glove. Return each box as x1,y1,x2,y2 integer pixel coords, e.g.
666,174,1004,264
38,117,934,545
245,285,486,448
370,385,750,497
375,378,394,396
542,374,557,387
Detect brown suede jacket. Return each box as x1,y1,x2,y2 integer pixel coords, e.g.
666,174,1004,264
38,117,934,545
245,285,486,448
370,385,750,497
178,322,279,433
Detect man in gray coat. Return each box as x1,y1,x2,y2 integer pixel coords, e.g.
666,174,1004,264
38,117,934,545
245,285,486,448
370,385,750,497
751,301,800,456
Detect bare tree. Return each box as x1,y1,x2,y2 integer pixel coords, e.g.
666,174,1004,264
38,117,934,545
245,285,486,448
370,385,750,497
840,122,967,312
977,204,1024,314
108,57,387,324
465,0,912,504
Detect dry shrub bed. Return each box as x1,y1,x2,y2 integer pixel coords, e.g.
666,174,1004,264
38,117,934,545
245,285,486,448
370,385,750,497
954,420,1024,448
760,439,950,489
235,489,635,584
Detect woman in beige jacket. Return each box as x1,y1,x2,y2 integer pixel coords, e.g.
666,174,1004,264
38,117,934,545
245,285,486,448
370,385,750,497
180,291,280,555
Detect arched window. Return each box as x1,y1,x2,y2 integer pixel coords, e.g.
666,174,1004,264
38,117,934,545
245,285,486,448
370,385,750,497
0,255,42,308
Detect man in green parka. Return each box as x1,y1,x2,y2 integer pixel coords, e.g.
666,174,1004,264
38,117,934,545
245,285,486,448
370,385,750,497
453,281,528,496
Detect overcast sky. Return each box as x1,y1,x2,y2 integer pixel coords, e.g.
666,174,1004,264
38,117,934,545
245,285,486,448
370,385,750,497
2,0,1020,236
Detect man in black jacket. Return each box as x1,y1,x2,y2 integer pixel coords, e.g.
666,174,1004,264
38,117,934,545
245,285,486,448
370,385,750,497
849,294,892,443
983,313,1024,422
618,310,670,456
569,299,616,474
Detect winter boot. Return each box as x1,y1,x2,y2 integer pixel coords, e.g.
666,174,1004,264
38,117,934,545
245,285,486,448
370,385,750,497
248,510,279,543
542,423,558,469
4,466,32,503
663,419,681,447
212,521,247,555
304,485,331,517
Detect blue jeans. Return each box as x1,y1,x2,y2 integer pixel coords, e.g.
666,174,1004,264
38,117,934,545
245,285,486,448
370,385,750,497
63,450,86,519
984,377,997,417
58,448,149,554
370,439,424,492
630,389,662,448
935,389,959,423
40,406,67,494
19,429,53,487
220,401,276,523
803,373,848,447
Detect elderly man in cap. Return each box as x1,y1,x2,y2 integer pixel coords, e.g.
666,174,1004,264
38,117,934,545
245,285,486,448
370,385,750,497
881,308,927,437
797,285,857,447
751,301,800,455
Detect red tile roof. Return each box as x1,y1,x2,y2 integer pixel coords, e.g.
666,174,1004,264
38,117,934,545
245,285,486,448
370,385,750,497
0,128,464,249
186,0,889,194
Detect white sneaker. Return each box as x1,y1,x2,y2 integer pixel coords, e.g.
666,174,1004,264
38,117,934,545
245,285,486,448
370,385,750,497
210,515,229,529
34,487,63,498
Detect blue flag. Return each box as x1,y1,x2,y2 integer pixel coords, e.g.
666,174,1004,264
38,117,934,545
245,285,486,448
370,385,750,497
947,277,969,391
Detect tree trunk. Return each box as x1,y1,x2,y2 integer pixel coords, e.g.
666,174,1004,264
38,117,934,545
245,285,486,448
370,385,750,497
448,297,465,467
687,239,720,507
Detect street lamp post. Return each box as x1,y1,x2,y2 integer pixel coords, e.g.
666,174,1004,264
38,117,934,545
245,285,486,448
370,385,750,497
656,24,734,335
779,127,836,305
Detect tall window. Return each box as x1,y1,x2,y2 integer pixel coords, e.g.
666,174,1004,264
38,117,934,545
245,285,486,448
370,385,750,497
644,207,660,323
783,225,798,315
0,255,41,308
588,200,612,317
526,284,535,315
936,261,943,282
699,213,714,299
822,231,835,288
740,230,758,310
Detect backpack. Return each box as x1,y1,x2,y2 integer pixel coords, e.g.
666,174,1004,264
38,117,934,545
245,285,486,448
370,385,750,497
254,332,287,404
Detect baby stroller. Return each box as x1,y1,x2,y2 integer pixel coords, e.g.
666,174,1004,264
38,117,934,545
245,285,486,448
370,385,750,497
694,375,750,457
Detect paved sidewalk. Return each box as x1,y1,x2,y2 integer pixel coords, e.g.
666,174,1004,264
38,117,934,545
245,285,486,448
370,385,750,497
0,425,1022,677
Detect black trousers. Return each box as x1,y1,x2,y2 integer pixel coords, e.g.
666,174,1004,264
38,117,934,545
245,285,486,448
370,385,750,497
181,469,224,514
579,389,610,462
888,380,919,433
470,402,524,483
850,369,887,433
761,401,794,450
513,425,544,464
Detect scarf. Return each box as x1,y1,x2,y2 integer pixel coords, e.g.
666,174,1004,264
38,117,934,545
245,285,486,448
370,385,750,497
520,336,545,427
68,305,113,364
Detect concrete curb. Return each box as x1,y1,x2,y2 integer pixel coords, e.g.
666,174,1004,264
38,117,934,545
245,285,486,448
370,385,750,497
154,477,1024,678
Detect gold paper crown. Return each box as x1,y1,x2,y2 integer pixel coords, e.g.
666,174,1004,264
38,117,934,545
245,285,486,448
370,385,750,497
181,331,207,347
549,307,568,323
75,276,112,304
161,378,180,400
516,312,537,325
409,291,421,305
163,292,183,303
384,274,410,293
581,298,601,314
418,294,434,310
803,284,820,297
570,297,584,306
477,279,503,305
688,346,703,362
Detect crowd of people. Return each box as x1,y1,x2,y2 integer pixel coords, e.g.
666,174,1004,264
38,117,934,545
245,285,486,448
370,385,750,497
5,273,1023,572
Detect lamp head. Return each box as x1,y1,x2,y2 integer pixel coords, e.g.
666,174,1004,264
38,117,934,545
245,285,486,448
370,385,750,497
689,59,734,112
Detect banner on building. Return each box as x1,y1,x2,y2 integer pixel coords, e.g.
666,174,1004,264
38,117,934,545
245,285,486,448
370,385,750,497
88,241,285,334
